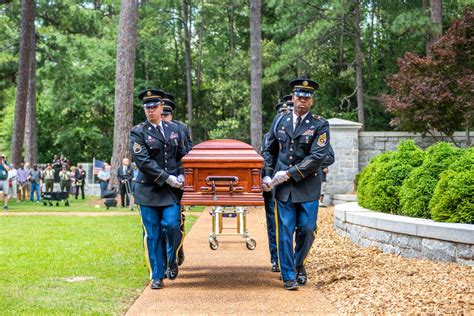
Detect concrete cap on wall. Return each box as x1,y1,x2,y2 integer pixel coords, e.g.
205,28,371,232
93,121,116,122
328,118,363,130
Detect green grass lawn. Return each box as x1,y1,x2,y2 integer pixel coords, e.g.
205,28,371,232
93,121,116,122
0,213,200,314
3,196,130,213
4,196,207,214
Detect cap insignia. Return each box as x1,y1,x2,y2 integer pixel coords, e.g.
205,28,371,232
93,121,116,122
147,91,152,96
303,80,308,86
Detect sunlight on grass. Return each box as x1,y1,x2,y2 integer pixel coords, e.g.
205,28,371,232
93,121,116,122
0,212,200,314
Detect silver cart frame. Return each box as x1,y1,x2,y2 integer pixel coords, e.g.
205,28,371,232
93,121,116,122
208,206,256,251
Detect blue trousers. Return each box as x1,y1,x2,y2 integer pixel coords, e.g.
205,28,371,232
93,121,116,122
139,203,182,280
30,183,41,202
276,197,319,282
263,190,278,264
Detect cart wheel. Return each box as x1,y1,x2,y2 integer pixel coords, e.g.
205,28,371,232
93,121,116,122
246,239,257,250
209,238,219,250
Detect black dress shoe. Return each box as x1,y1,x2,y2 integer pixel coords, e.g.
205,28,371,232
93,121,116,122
166,262,179,280
296,266,307,285
271,261,280,273
177,247,185,266
150,279,164,289
284,280,299,290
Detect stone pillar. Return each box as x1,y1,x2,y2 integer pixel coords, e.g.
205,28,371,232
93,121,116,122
325,118,362,196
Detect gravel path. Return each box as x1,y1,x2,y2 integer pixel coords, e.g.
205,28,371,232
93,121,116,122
307,206,474,314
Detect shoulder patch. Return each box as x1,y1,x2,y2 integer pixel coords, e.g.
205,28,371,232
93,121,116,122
317,133,327,147
133,142,143,154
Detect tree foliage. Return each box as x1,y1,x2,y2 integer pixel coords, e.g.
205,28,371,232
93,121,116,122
383,8,474,145
0,0,470,164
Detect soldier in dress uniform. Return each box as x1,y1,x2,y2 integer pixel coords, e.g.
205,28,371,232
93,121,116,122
160,93,193,267
281,94,294,112
262,78,330,290
130,88,187,290
261,101,291,273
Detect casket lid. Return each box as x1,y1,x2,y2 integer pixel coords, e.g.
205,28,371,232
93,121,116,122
183,139,263,163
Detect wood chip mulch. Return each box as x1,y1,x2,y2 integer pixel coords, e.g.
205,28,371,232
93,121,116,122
306,206,474,314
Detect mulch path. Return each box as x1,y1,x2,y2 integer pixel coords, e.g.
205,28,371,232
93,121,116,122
307,206,474,314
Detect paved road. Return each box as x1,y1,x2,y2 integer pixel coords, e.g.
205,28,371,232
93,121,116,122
126,206,335,315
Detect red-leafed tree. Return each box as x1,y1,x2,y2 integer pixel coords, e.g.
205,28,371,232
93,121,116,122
382,8,474,147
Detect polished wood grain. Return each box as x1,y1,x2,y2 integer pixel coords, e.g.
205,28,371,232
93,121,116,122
181,139,264,206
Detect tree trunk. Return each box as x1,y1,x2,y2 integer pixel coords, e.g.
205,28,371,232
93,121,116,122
183,0,193,138
249,0,262,152
25,23,37,165
11,0,34,166
196,0,204,89
427,0,442,56
227,0,235,54
353,0,365,129
110,0,139,188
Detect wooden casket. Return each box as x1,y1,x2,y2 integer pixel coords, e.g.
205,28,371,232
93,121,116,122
181,139,264,206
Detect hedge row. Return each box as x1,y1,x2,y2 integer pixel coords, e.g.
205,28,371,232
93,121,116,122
356,140,473,224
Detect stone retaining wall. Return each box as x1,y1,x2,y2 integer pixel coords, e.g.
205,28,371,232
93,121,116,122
334,202,474,266
358,131,474,171
327,118,473,196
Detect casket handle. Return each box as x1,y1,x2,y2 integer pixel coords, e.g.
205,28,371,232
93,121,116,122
199,176,244,194
205,176,239,185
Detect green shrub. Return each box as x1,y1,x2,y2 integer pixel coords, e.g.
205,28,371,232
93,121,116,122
357,140,425,213
429,148,474,223
399,142,461,218
429,170,474,223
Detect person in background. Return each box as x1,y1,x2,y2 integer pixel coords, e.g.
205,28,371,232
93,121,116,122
7,163,18,202
28,164,42,203
43,164,55,193
131,163,138,195
97,164,110,197
75,164,86,199
17,163,30,202
59,166,72,196
52,155,62,183
0,154,10,210
70,166,77,196
117,158,133,207
61,155,70,169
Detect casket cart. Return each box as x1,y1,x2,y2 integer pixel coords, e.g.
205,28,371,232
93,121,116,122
181,140,264,250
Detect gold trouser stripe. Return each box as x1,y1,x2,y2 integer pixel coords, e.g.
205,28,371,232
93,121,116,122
295,166,305,179
175,205,185,260
303,205,319,266
137,205,153,280
273,199,281,269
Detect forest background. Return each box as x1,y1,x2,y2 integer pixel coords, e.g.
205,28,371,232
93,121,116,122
0,0,471,165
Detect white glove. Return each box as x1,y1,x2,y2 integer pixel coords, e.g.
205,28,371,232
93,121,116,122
177,174,185,183
166,175,183,189
262,176,272,192
270,171,290,187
